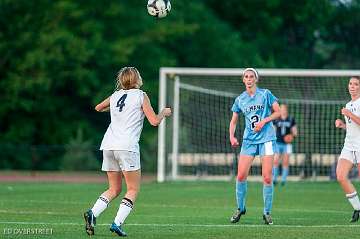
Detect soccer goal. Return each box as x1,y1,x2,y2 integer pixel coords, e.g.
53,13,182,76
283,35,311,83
157,68,360,182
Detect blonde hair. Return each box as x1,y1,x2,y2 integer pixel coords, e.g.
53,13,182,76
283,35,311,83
116,67,143,90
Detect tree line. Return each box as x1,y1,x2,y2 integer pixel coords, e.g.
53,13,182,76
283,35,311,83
0,0,359,171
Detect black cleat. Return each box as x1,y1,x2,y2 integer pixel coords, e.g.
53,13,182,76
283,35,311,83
230,208,246,223
263,213,273,225
350,210,360,223
84,209,96,235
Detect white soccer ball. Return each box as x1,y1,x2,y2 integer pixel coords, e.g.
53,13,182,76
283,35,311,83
147,0,171,18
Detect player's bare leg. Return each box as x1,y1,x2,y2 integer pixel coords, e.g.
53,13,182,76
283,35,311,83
103,172,123,200
111,170,141,236
85,172,122,236
273,154,280,185
337,159,360,222
122,170,141,203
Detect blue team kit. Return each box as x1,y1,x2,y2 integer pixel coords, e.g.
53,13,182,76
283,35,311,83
232,88,278,156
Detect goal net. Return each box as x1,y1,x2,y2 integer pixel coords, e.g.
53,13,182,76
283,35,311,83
157,68,360,182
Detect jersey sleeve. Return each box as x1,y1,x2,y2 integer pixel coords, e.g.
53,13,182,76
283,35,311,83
356,102,360,117
109,92,116,106
290,117,296,127
273,119,278,126
139,90,145,106
266,90,278,108
231,97,241,113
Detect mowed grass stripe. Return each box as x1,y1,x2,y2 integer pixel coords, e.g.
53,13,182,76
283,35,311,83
1,181,360,239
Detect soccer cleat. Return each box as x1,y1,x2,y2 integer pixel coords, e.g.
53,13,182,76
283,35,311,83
110,222,127,237
263,213,273,225
230,208,246,223
84,209,96,235
350,210,360,222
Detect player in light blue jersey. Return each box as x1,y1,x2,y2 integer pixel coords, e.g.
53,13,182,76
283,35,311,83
229,68,280,225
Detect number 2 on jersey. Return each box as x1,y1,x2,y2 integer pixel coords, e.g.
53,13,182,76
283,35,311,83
250,115,260,130
116,94,127,112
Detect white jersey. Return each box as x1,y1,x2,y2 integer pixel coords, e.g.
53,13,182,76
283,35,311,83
100,89,145,153
343,97,360,151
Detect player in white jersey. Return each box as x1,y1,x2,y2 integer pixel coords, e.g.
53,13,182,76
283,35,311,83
84,67,171,236
335,76,360,223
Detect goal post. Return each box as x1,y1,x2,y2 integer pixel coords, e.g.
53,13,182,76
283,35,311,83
157,68,360,182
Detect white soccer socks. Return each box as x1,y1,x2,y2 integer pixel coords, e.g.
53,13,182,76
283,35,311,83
114,197,134,226
346,191,360,210
91,195,110,217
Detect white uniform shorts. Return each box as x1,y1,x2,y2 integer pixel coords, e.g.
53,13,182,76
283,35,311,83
102,150,140,172
339,148,360,164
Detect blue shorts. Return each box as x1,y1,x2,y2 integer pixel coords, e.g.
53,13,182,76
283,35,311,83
276,142,292,154
240,140,277,156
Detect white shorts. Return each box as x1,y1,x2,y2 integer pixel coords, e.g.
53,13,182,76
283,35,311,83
339,148,360,164
102,150,140,172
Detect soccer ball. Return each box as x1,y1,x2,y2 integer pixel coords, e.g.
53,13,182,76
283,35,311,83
147,0,171,18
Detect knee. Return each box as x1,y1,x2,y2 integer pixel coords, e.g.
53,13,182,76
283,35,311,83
263,175,272,185
237,173,247,181
127,184,140,196
109,186,122,197
336,172,347,183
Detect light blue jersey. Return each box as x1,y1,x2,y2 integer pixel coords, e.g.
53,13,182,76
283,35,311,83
231,88,278,144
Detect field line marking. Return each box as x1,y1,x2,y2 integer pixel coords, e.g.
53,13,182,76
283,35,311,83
0,221,359,228
0,201,350,214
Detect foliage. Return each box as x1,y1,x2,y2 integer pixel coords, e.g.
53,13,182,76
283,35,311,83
1,0,360,171
61,128,99,170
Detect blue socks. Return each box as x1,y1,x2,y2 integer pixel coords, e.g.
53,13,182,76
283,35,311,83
263,184,273,215
272,167,279,184
236,181,247,212
237,181,274,215
273,166,289,184
281,167,289,183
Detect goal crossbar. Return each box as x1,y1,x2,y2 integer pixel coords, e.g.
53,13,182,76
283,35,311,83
157,68,360,182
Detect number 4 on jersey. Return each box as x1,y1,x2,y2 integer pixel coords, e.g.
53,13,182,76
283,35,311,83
116,94,127,112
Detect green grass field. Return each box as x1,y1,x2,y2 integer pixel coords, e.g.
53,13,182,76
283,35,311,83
1,181,360,239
